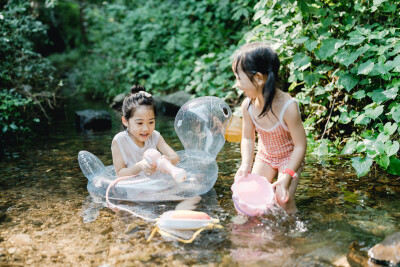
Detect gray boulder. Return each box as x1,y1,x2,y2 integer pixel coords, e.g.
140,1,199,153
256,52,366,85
75,110,112,131
158,91,193,115
109,91,193,116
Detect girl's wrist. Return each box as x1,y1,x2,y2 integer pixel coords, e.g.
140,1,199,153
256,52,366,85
241,162,251,169
281,173,292,188
139,160,146,170
282,168,299,179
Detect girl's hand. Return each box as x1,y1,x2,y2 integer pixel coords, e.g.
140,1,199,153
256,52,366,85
272,174,291,203
157,155,171,174
235,165,251,179
140,159,157,176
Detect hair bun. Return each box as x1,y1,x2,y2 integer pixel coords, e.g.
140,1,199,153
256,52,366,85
131,85,146,94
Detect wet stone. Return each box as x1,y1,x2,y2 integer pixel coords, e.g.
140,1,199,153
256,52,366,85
347,241,369,267
100,226,113,235
75,110,112,131
368,232,400,266
9,234,33,246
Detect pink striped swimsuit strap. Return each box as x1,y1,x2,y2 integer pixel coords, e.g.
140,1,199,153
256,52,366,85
278,98,298,131
248,98,298,131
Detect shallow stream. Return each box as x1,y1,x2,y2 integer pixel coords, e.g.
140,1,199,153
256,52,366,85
0,98,399,266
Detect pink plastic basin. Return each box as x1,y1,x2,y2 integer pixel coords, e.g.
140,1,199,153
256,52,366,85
231,174,275,216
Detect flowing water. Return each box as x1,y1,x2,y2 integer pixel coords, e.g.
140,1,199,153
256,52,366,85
0,98,399,266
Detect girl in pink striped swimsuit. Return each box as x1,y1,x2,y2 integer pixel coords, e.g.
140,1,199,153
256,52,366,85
232,42,307,213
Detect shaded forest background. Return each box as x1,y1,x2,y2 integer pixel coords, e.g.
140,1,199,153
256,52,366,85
1,0,399,176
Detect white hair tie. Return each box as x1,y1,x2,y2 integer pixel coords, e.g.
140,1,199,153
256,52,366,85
139,91,152,97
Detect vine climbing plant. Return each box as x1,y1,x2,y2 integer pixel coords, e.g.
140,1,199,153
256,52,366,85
245,0,400,176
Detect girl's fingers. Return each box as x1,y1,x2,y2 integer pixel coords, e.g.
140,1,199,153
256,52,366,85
272,181,289,203
282,191,290,203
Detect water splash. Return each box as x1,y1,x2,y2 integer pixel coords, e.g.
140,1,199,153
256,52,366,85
81,196,103,223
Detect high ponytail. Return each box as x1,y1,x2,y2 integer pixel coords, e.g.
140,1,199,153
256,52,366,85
130,85,146,94
122,85,157,120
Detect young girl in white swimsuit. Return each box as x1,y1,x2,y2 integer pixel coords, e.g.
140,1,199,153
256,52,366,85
111,85,179,177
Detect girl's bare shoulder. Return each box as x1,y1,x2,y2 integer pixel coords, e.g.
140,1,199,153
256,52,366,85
273,90,292,108
278,90,294,101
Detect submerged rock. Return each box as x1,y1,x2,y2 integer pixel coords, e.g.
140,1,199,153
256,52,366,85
347,241,369,267
368,232,400,266
159,91,193,115
75,110,112,131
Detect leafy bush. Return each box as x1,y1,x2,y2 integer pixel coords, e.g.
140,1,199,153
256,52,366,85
72,0,257,100
0,89,38,141
246,0,399,176
0,1,60,146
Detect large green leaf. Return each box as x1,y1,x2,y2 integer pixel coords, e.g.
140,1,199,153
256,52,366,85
384,122,398,135
297,0,319,15
371,89,388,104
253,10,265,21
341,138,357,155
358,60,375,75
356,44,371,56
387,157,400,175
382,87,398,99
373,0,388,8
335,52,360,67
372,140,386,154
304,72,320,86
364,105,384,120
385,55,400,71
372,62,388,75
353,90,366,99
347,35,365,46
293,36,308,44
351,156,373,177
292,52,311,70
389,105,400,122
386,140,399,157
338,112,352,124
376,154,390,169
338,74,358,92
305,40,318,52
377,132,391,143
354,113,370,125
316,38,339,59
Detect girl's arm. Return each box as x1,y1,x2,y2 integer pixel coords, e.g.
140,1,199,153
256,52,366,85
111,140,154,177
236,99,256,177
156,135,180,165
284,101,307,172
272,101,307,203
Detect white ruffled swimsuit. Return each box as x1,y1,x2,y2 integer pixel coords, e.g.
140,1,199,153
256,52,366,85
112,129,160,168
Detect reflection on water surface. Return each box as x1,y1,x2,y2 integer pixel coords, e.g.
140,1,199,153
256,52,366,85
0,99,399,266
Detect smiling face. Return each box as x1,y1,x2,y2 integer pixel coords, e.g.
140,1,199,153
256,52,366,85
122,106,156,147
233,67,262,99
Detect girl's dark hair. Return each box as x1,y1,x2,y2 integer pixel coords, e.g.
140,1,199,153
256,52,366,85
232,42,280,118
121,85,157,120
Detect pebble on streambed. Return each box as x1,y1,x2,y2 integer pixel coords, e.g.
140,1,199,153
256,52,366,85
368,232,400,266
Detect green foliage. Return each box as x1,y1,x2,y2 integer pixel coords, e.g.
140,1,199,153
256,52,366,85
0,1,59,146
36,0,86,50
0,1,56,89
71,0,257,100
0,90,38,141
249,0,400,176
